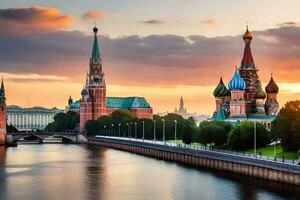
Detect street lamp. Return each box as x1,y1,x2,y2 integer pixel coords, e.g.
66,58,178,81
126,123,129,138
104,125,106,136
254,121,257,156
118,123,121,138
162,118,165,145
174,120,177,146
142,121,145,142
111,124,114,137
153,120,156,143
134,122,137,139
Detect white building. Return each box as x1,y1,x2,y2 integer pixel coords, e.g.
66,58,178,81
6,105,63,131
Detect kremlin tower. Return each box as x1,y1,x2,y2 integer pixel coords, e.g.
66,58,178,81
79,27,153,132
0,78,6,145
212,27,279,127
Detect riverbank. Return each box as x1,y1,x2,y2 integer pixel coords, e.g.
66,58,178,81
89,136,300,186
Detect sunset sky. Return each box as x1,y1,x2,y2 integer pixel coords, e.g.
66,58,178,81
1,0,300,115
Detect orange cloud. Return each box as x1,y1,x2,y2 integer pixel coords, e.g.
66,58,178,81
203,19,217,25
82,11,107,20
0,6,74,34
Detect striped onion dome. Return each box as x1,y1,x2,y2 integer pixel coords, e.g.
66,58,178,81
265,76,279,93
213,78,230,97
228,69,246,91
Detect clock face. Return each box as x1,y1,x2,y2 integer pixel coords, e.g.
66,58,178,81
93,77,100,83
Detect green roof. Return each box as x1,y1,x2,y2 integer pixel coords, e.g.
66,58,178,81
106,97,151,108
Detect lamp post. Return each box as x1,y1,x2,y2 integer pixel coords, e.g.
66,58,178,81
111,124,114,137
162,118,165,145
153,120,156,143
104,125,106,136
174,120,177,146
142,121,145,142
126,123,129,139
130,122,133,140
118,123,121,138
254,121,257,156
134,122,137,139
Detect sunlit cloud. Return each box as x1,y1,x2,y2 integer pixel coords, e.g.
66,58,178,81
82,11,107,20
1,72,68,83
202,19,218,25
0,6,75,34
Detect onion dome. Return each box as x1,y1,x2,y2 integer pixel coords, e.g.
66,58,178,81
81,88,89,96
213,78,230,97
265,76,279,93
254,81,266,99
228,68,246,91
243,26,253,41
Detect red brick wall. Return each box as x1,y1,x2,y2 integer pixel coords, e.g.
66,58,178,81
0,102,6,144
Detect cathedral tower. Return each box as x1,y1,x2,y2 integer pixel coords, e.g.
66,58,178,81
238,27,260,113
228,69,247,117
265,76,279,115
0,78,6,145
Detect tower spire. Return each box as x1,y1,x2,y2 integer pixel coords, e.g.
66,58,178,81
240,26,255,69
91,26,100,61
0,77,5,103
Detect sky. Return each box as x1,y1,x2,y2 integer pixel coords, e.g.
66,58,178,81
1,0,300,115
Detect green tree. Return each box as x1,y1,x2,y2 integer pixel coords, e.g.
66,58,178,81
271,100,300,151
181,119,196,144
45,111,79,132
228,121,270,150
197,121,232,146
6,124,18,133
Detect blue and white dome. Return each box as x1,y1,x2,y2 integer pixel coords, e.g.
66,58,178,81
228,69,246,91
81,88,88,96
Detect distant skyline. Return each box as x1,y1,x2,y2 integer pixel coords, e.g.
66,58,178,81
1,0,300,114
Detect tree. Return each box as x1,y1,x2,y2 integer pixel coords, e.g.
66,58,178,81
45,111,79,132
181,119,196,144
6,124,18,133
271,100,300,151
197,121,232,146
228,121,270,150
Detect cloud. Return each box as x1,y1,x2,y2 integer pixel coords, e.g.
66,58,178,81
202,19,217,25
278,21,300,27
0,6,74,34
82,11,107,20
1,25,300,87
141,19,165,24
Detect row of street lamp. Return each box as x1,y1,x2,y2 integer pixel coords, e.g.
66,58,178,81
101,119,178,145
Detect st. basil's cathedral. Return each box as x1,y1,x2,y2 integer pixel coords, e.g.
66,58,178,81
212,27,279,129
78,27,153,132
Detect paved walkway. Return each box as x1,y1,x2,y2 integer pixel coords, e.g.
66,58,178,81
93,135,300,174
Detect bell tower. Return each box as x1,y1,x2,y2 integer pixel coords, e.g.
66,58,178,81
0,78,6,145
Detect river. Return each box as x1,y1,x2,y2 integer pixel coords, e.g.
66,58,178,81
0,144,299,200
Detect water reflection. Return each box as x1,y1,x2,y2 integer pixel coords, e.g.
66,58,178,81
0,144,299,200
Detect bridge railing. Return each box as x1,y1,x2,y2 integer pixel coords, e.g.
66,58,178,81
92,135,300,168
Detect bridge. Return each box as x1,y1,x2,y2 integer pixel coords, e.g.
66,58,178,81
7,132,87,144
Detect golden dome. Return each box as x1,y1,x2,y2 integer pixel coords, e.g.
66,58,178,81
243,27,253,40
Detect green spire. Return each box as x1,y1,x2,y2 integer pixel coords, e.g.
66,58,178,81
91,26,100,60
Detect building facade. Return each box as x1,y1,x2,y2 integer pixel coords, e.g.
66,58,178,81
212,27,279,129
0,79,6,145
79,27,153,131
6,106,63,131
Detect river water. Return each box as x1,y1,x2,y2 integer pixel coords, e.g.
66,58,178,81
0,144,299,200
